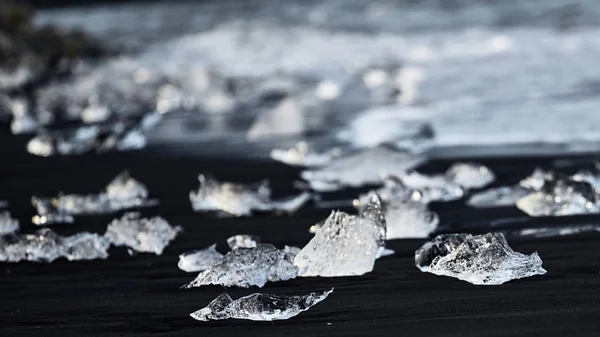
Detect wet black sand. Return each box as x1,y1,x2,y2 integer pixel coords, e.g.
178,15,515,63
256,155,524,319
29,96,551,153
1,129,600,337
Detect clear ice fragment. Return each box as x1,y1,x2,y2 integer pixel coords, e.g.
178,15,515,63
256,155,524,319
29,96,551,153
178,244,224,273
301,146,425,192
0,229,108,263
293,195,386,277
396,171,465,203
467,186,530,208
227,235,261,250
190,289,333,322
104,213,181,255
63,233,110,261
0,212,19,236
572,170,600,195
467,168,559,209
270,142,343,167
384,199,439,239
189,175,310,216
32,171,156,224
445,162,495,189
415,233,546,285
516,177,599,217
184,244,297,288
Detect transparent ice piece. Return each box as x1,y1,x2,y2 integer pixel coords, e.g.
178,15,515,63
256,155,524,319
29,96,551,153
227,235,261,250
516,177,600,217
385,199,439,239
467,186,530,208
178,244,224,273
445,162,495,189
354,176,418,206
572,170,600,195
0,229,108,263
270,142,343,167
104,213,181,255
189,175,311,216
184,244,297,288
32,171,156,224
293,195,386,277
519,168,554,191
190,289,333,322
0,212,19,236
63,233,110,261
397,171,465,203
416,233,546,285
467,168,559,209
301,146,426,192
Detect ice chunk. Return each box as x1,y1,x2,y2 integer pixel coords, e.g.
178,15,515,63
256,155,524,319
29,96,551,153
396,171,465,203
104,213,181,255
0,229,108,263
516,177,599,217
354,176,418,206
301,146,426,192
184,244,297,288
385,199,439,239
416,233,546,285
270,141,343,167
63,233,110,261
32,171,156,224
104,171,151,207
190,289,333,322
227,235,260,250
467,186,530,208
0,212,19,235
519,167,554,191
178,244,224,273
467,168,557,208
445,162,495,189
189,175,311,216
293,195,386,277
572,170,600,195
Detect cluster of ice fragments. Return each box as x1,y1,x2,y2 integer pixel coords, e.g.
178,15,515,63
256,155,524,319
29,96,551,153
300,146,426,192
189,174,311,216
0,229,110,263
191,289,333,322
469,167,600,217
341,162,492,240
32,171,157,225
0,212,180,263
183,195,387,289
415,233,546,285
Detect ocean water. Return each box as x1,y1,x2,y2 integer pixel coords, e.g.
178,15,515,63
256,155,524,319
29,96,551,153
35,0,600,157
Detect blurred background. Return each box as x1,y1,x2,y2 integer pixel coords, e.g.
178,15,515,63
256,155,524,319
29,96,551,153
2,0,600,159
